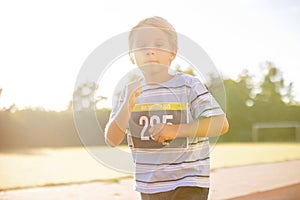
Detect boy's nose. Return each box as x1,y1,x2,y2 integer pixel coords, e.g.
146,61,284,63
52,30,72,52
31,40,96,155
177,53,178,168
146,48,156,55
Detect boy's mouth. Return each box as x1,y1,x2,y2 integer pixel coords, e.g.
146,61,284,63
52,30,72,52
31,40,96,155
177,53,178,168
145,60,159,64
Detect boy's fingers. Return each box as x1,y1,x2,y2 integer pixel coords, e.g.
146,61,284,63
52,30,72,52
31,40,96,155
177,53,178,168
149,124,168,143
150,134,155,140
126,80,142,109
149,128,160,142
149,128,159,141
149,125,161,138
158,136,165,143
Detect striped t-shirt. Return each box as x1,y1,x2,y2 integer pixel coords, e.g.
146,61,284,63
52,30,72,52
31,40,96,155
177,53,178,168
110,72,224,194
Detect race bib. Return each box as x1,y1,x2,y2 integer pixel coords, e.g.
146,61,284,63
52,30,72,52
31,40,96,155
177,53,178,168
129,102,188,148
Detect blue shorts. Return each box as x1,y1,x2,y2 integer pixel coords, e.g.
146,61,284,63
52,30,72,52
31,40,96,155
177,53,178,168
140,186,209,200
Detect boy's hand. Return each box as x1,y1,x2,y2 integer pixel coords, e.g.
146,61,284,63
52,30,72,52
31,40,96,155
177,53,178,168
126,80,142,111
149,124,179,144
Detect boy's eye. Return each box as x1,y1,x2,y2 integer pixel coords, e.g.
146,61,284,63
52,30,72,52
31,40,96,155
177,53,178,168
155,43,163,47
134,41,146,48
135,44,145,48
133,40,167,50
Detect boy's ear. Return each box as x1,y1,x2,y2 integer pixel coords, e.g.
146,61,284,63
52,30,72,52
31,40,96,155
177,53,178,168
129,52,135,64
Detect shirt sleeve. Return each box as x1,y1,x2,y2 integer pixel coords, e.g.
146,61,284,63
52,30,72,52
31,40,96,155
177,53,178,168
189,78,224,119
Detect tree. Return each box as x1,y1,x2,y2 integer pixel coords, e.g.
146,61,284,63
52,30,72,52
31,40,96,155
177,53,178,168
251,62,291,122
254,62,285,104
72,82,107,111
221,70,255,141
173,64,195,76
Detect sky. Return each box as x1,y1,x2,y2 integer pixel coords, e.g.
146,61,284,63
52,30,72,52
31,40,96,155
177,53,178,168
0,0,300,111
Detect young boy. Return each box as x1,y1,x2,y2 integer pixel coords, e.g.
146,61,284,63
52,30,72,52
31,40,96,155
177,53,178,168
105,16,229,200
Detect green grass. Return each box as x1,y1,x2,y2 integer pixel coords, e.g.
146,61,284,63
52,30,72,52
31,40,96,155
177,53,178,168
1,143,299,191
210,143,300,169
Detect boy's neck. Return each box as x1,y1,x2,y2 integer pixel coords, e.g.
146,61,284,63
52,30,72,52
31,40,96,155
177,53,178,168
143,73,175,85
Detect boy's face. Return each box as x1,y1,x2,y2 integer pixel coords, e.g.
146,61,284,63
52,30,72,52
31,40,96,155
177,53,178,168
131,27,175,75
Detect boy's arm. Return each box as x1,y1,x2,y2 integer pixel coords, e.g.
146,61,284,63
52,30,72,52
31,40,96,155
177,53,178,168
104,101,131,147
178,114,229,137
150,114,229,143
105,80,141,147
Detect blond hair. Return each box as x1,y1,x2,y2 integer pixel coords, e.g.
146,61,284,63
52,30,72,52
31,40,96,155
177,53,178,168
128,16,178,54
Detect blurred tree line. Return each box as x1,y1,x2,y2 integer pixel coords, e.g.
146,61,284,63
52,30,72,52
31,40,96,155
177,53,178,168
0,61,299,149
220,61,300,142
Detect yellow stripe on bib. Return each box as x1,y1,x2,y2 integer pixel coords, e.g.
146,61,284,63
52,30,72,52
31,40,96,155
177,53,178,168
132,102,187,112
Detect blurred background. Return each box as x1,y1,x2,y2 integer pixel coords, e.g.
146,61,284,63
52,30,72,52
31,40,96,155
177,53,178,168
0,0,299,194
